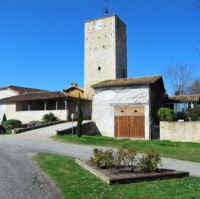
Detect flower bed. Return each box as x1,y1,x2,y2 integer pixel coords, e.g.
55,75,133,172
76,159,190,185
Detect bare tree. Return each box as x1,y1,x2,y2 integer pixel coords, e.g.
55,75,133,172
163,63,195,95
187,78,200,94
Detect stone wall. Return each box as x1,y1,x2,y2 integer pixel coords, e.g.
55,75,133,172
57,121,96,135
84,15,127,99
160,121,200,142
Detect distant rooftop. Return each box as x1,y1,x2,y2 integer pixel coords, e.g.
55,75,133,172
166,94,200,103
0,85,47,94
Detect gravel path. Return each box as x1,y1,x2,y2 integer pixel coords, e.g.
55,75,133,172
0,121,199,198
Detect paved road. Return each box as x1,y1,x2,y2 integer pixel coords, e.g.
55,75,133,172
0,121,200,199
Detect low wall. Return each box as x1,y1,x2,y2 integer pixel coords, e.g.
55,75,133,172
15,121,66,134
57,121,96,135
7,110,68,124
160,121,200,143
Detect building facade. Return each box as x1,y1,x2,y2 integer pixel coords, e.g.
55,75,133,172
92,76,165,139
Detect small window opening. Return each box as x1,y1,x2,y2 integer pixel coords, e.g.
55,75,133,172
122,69,126,78
98,66,101,71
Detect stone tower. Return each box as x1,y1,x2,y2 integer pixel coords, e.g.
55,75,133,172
84,15,127,99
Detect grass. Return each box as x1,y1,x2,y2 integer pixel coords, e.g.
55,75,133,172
53,134,200,162
34,153,200,199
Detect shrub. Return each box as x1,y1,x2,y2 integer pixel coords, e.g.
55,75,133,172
187,107,200,121
157,107,174,121
42,112,59,123
90,148,162,174
114,146,137,168
90,146,138,169
35,121,44,126
2,119,22,129
137,150,162,173
27,121,40,127
0,125,6,134
90,148,115,168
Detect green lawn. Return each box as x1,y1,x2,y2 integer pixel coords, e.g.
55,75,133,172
34,153,200,199
53,134,200,162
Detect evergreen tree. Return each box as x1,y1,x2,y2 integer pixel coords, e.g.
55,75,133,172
76,94,83,137
1,113,7,124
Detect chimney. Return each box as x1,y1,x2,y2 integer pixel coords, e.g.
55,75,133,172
71,83,77,86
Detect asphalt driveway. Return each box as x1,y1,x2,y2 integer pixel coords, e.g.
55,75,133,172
0,121,200,199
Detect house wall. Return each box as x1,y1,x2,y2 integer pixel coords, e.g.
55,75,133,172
67,88,84,98
160,121,200,142
66,100,92,120
0,90,17,122
92,85,150,139
83,101,92,120
5,103,68,123
0,90,17,99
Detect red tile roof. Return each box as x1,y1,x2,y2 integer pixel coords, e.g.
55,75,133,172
0,91,90,103
0,91,68,103
167,94,200,102
93,76,164,88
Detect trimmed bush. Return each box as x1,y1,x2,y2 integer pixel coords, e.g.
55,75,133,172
2,119,22,129
27,121,40,127
42,112,59,123
35,121,44,126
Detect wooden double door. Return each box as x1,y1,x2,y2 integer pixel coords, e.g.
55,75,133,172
114,106,145,138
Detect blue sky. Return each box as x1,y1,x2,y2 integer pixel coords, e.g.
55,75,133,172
0,0,199,94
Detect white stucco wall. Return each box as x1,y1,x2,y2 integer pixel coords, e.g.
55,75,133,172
0,90,17,122
4,104,68,124
0,90,17,99
92,86,150,139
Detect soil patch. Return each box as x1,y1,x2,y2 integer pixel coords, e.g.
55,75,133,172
76,159,190,185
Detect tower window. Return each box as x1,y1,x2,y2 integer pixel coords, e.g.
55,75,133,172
122,69,126,78
98,66,101,71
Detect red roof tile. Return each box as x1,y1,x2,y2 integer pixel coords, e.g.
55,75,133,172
167,94,200,102
93,76,164,88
